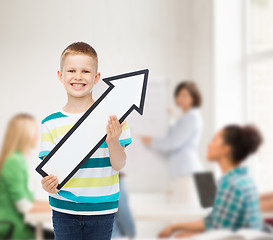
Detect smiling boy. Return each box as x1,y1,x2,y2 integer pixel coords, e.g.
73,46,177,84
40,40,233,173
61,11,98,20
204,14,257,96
38,42,132,240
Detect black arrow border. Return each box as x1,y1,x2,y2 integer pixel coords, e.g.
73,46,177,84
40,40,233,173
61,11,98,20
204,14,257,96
36,69,149,189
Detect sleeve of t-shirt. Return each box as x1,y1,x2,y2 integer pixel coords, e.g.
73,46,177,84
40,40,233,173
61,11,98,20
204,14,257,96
150,112,197,153
119,122,132,148
38,121,55,160
2,155,33,203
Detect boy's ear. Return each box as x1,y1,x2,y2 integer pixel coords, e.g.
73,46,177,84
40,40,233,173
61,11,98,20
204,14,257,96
94,72,101,85
57,70,63,83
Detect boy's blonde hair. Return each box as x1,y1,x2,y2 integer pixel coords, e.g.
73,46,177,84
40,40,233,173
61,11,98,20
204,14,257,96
0,113,36,172
60,42,98,72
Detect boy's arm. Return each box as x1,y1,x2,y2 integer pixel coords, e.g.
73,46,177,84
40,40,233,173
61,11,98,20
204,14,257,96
106,115,127,171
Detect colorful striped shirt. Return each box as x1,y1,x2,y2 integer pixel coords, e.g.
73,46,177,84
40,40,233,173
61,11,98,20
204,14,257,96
38,109,132,215
204,166,262,231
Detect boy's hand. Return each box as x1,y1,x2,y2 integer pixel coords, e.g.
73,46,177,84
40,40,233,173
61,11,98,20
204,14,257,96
41,174,60,194
106,115,126,146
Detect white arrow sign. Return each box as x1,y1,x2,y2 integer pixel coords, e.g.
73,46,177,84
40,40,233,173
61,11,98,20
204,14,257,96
36,69,149,189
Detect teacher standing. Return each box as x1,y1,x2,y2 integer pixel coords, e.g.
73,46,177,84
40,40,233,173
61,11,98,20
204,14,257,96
141,81,203,205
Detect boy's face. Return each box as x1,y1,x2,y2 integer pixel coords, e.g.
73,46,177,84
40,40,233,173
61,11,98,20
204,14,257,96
57,54,100,98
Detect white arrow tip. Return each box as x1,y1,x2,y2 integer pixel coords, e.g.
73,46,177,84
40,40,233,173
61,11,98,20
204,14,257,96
111,73,146,109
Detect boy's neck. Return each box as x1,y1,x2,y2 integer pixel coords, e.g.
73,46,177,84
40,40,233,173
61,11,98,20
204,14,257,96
63,93,95,113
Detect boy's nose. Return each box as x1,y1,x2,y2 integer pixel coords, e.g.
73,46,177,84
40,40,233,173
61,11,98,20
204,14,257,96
75,73,82,80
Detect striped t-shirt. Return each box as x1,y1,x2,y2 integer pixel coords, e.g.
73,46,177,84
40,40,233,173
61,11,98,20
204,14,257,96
38,109,132,215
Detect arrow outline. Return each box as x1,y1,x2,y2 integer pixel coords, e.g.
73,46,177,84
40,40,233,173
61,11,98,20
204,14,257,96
36,69,149,189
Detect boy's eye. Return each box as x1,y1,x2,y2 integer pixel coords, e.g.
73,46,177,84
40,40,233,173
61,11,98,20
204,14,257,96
68,70,75,73
83,70,90,73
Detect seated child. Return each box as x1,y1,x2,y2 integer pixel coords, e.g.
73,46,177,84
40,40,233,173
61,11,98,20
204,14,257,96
158,124,263,238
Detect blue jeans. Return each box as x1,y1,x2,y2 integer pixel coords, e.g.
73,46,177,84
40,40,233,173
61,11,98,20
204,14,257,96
52,210,115,240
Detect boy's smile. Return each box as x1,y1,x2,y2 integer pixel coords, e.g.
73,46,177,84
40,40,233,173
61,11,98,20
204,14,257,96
57,54,100,98
71,83,86,90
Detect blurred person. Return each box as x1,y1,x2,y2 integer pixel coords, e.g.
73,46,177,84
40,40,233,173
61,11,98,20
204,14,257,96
260,193,273,212
112,172,136,238
141,81,203,205
260,191,273,228
158,124,263,238
0,113,53,239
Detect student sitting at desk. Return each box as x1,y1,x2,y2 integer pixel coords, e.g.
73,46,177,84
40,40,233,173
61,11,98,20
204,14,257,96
260,190,273,228
0,113,53,239
158,124,263,238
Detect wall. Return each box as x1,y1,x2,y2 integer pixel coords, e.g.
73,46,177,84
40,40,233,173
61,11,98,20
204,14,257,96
0,0,192,197
188,0,246,173
188,0,215,170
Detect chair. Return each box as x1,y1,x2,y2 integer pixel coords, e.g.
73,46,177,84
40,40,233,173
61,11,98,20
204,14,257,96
0,221,14,240
193,171,216,208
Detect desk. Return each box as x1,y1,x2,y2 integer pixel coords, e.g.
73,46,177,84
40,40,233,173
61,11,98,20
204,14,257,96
25,204,210,240
132,204,211,221
25,207,273,239
25,212,52,240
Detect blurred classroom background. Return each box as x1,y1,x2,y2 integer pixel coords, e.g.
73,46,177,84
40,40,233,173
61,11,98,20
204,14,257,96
1,0,273,239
